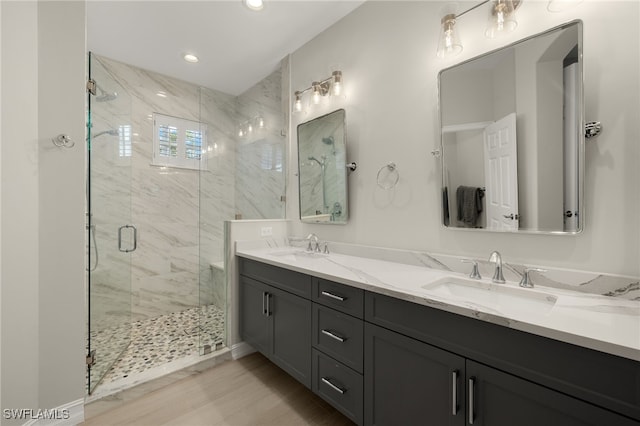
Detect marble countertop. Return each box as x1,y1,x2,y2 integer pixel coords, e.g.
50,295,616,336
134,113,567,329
236,245,640,362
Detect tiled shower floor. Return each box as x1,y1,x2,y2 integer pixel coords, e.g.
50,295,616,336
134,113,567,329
89,304,225,390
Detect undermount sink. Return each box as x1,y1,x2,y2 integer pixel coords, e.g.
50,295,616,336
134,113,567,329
270,249,328,261
421,277,557,316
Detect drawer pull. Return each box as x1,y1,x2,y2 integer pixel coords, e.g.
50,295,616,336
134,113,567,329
321,377,346,395
452,370,458,416
468,377,475,425
321,329,346,342
321,291,346,302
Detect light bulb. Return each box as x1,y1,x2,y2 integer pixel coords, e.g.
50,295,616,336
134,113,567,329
485,0,517,39
312,84,321,105
248,124,253,133
332,71,343,96
333,81,342,96
294,92,303,112
437,14,462,58
258,117,265,128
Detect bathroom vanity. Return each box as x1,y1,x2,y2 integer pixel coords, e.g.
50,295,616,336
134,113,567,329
237,246,640,426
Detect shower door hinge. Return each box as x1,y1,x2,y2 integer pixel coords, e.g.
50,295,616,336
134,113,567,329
280,195,286,202
86,350,96,367
86,79,97,95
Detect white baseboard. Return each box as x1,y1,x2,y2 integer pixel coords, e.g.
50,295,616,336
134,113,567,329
21,398,84,426
231,341,256,360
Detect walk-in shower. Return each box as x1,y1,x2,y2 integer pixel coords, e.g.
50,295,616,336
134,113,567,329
86,53,227,396
86,51,287,397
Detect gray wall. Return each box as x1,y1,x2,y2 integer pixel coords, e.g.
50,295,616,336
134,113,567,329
289,1,640,277
1,1,86,423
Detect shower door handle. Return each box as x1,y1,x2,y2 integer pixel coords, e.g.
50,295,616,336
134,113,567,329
118,225,137,253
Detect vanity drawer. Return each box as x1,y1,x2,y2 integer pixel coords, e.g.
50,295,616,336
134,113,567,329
239,258,311,298
312,349,363,426
313,304,364,373
313,277,364,318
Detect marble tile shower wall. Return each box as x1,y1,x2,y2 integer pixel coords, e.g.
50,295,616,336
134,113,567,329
95,55,287,321
235,57,288,220
98,56,211,321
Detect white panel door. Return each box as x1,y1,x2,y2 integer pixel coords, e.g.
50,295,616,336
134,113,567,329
563,63,579,232
483,113,519,231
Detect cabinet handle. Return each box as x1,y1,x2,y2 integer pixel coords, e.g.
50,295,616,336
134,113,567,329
452,370,458,416
321,291,346,302
468,377,475,425
266,293,271,316
321,329,346,342
262,292,267,316
321,377,346,395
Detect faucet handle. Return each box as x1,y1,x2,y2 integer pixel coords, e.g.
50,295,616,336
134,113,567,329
461,259,481,280
519,267,547,288
323,243,330,254
307,240,314,252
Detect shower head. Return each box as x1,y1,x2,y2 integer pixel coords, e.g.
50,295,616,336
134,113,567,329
322,136,336,154
94,85,118,103
322,136,334,145
92,129,119,139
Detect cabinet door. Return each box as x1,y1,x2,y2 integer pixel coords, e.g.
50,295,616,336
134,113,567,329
466,360,639,426
239,276,271,355
364,323,465,426
270,286,312,388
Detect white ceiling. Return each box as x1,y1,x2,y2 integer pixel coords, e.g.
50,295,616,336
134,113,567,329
87,1,365,96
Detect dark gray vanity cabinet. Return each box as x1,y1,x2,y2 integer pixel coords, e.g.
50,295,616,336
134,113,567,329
239,258,639,426
364,291,640,426
466,360,639,426
364,323,465,426
364,322,638,426
239,260,312,388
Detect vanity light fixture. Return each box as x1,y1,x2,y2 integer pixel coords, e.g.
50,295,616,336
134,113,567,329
485,0,520,38
436,13,463,58
436,0,523,58
294,91,303,112
293,71,344,114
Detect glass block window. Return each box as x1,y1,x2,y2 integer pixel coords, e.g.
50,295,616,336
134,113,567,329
152,113,207,170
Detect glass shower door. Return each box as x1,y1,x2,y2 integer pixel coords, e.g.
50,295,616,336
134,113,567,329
87,53,134,393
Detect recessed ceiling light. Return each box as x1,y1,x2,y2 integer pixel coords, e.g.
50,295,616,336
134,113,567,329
244,0,264,11
183,53,199,63
156,91,167,98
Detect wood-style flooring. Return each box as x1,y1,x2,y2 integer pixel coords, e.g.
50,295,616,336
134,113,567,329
82,352,354,426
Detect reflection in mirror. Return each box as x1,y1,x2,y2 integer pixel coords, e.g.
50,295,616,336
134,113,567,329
439,21,583,234
298,109,348,224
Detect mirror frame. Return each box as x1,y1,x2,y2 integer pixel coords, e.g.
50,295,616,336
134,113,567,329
437,20,584,235
297,109,349,225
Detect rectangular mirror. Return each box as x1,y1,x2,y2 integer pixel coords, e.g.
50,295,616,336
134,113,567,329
439,21,583,234
297,109,348,224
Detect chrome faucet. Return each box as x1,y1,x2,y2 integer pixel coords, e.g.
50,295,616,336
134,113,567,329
306,233,321,252
489,251,505,283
